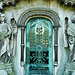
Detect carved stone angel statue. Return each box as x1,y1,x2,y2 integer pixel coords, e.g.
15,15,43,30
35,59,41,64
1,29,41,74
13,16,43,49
64,16,75,75
0,13,11,63
67,15,75,62
0,13,16,75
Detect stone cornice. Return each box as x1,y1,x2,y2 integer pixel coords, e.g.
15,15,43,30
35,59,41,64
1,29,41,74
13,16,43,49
0,0,74,12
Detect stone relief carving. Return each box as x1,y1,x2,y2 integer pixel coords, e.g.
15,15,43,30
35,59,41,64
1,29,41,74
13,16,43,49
59,0,75,6
0,0,16,10
0,13,11,63
10,17,17,56
64,16,75,62
0,13,17,58
67,15,75,62
64,15,75,75
11,18,17,34
0,13,16,75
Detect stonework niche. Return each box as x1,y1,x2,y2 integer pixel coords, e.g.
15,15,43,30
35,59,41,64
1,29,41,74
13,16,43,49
17,8,60,75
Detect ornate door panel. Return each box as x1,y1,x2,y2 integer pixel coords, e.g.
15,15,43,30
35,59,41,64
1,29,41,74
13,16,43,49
26,17,53,75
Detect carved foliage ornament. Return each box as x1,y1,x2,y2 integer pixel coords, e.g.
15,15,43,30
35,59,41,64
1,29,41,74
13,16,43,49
0,0,17,10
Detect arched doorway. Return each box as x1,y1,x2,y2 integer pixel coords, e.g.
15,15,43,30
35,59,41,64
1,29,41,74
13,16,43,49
26,17,53,75
17,8,60,75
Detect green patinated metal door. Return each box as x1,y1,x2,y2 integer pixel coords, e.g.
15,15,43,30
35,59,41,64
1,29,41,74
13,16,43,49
26,17,53,75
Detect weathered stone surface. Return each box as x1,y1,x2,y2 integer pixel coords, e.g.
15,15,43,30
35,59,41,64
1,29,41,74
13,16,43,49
67,15,75,36
59,0,75,6
0,70,7,75
0,0,74,75
0,62,14,75
0,23,11,40
66,62,75,70
67,23,75,36
0,0,17,10
0,13,11,41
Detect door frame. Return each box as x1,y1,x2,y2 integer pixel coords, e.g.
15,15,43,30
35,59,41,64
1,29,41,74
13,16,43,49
17,8,60,75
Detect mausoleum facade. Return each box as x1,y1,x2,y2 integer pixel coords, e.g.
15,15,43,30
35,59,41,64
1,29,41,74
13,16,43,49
0,0,75,75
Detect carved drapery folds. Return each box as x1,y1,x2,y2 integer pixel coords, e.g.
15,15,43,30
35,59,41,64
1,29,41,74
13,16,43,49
64,16,75,74
0,13,11,58
10,17,17,56
64,16,75,62
67,15,75,62
0,13,17,75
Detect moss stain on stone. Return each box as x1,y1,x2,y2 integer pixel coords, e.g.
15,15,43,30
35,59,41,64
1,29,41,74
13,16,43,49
58,2,75,11
3,0,74,13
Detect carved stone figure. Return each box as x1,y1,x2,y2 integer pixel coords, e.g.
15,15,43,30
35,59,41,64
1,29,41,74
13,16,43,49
10,17,17,56
11,18,17,34
0,13,15,75
64,16,75,75
0,13,11,63
67,15,75,62
0,13,11,41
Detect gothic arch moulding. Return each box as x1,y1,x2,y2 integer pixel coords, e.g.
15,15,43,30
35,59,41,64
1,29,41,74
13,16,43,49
17,8,60,67
17,8,60,27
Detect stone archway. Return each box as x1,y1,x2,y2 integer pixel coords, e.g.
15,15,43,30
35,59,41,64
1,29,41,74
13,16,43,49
17,8,60,75
18,8,60,26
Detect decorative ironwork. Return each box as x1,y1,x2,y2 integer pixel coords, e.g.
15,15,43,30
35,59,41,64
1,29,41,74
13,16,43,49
30,25,49,48
29,19,49,68
26,17,53,75
29,66,49,70
30,51,49,64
